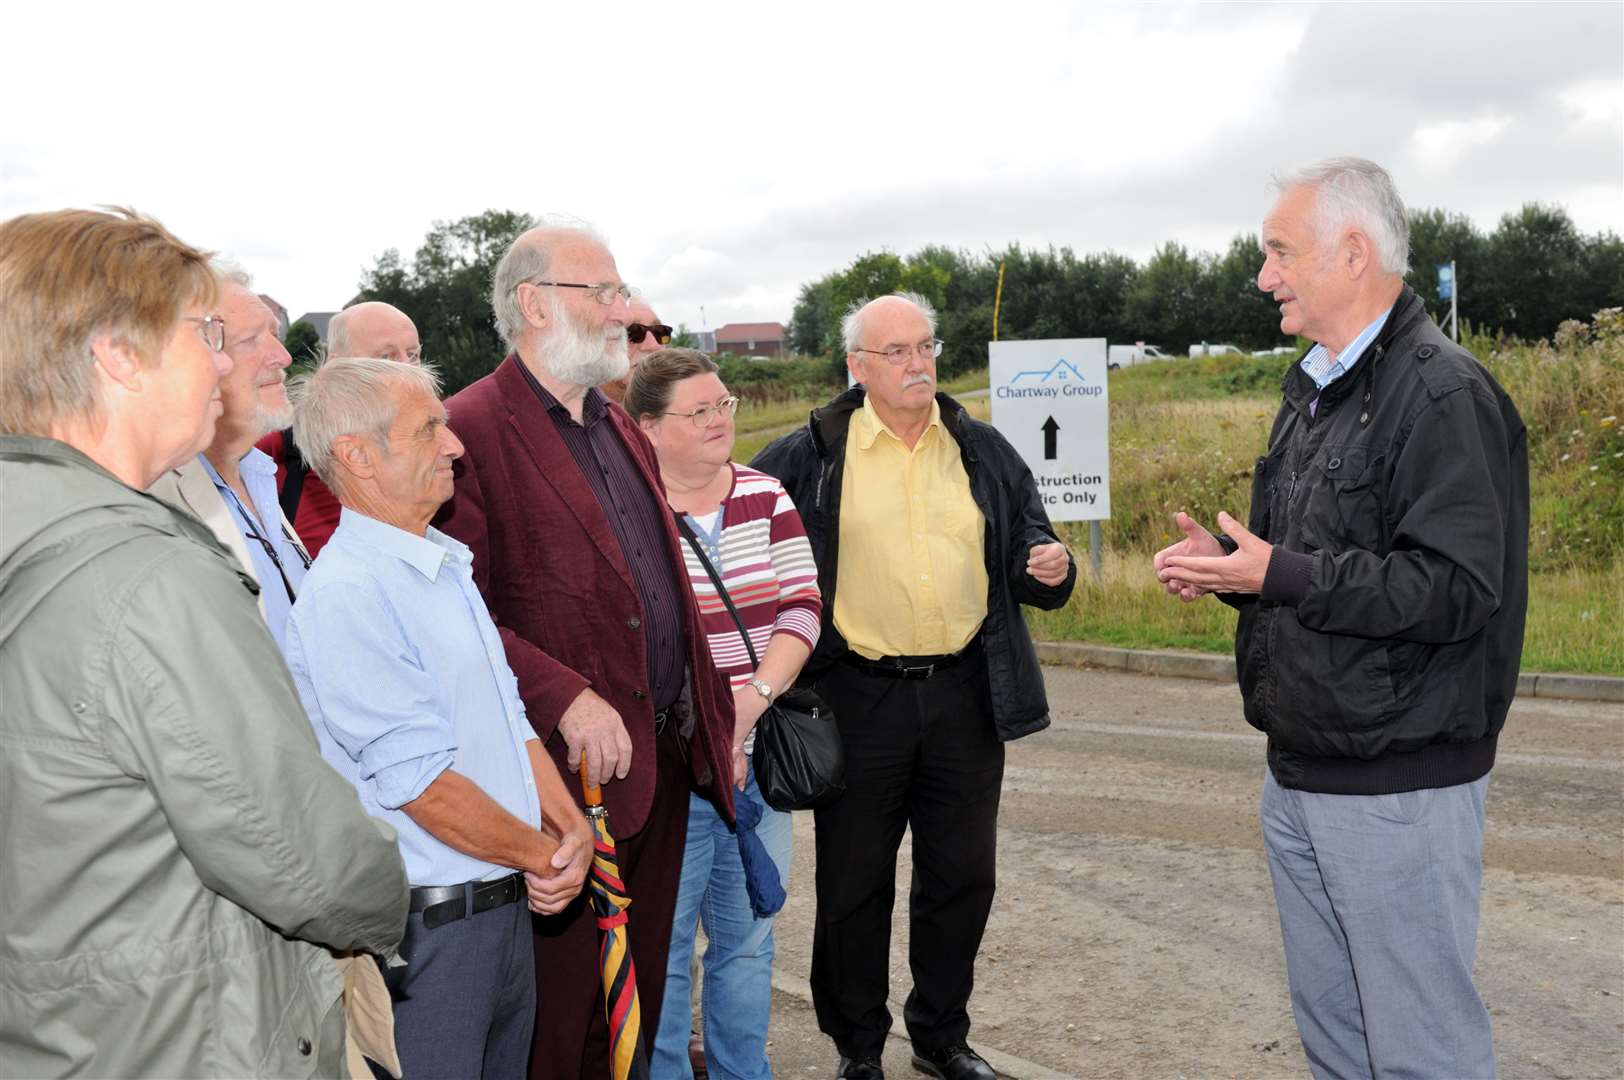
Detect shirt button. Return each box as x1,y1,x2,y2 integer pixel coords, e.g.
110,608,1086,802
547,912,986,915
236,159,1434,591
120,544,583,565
628,616,641,629
297,1037,312,1056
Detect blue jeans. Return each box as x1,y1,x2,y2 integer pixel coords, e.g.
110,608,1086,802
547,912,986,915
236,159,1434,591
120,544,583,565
1261,769,1495,1080
652,764,793,1080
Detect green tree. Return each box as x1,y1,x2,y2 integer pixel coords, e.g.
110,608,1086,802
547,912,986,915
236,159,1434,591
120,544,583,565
1405,208,1485,331
354,210,536,394
1206,234,1283,349
1481,203,1587,341
283,319,322,366
787,276,837,355
671,324,699,348
1125,242,1211,352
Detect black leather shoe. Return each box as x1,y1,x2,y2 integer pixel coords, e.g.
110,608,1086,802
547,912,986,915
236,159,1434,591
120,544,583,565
911,1043,995,1080
838,1054,885,1079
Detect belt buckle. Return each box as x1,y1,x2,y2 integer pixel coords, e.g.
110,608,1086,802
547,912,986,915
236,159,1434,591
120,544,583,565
899,662,935,680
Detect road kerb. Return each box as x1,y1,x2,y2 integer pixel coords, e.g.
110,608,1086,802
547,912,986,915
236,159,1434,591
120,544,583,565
1035,641,1622,703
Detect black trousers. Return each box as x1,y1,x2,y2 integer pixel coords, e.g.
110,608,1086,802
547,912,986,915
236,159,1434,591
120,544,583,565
809,654,1005,1059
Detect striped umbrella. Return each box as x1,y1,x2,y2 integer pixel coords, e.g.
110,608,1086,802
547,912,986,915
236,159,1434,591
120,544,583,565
579,762,650,1080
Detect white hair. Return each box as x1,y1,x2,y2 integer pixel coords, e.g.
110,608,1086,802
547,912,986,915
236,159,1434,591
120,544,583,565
841,291,939,353
290,357,443,489
489,217,609,349
211,257,253,289
1271,156,1410,275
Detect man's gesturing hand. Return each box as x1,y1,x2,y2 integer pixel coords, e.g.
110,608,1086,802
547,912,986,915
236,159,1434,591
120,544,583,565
558,687,633,787
1026,541,1071,587
1152,511,1225,601
1159,511,1273,596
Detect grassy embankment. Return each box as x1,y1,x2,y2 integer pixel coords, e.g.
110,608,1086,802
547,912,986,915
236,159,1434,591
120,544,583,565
728,315,1622,675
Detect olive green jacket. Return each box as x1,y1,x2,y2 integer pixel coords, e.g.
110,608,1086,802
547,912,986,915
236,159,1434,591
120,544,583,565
0,436,409,1078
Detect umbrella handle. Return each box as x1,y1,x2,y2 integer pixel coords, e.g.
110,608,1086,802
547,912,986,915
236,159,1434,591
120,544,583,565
579,758,604,808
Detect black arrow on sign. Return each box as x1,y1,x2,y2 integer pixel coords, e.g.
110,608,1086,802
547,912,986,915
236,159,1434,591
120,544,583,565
1041,415,1059,460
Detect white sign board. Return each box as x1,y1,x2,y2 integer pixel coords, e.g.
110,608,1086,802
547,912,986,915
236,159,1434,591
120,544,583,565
987,338,1110,521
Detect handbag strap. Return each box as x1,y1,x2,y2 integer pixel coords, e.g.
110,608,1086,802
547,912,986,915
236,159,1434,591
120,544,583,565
674,512,761,669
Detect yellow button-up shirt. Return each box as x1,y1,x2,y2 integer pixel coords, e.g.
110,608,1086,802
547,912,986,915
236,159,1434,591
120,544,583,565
834,397,989,659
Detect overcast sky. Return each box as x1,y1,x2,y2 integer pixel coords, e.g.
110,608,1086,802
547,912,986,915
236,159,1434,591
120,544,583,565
4,1,1619,336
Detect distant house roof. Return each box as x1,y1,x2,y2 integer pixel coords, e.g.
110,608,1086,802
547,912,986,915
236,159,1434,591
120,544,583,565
714,322,786,344
295,311,337,343
259,294,290,337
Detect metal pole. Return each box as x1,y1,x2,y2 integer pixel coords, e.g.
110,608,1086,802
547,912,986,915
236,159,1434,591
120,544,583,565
992,260,1006,342
1088,520,1103,582
1450,259,1459,342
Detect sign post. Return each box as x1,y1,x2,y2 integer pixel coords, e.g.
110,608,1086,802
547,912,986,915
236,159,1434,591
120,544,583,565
988,338,1110,579
1437,261,1459,341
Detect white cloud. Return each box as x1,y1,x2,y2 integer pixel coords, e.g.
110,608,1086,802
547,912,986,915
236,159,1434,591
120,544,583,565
1411,115,1514,175
1,0,1618,336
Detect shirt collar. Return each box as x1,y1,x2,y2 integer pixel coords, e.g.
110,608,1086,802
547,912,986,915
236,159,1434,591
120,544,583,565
1300,305,1394,390
333,506,469,582
853,395,942,451
196,446,276,489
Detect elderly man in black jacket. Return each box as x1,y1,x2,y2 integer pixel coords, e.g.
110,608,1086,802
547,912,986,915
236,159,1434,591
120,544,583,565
1156,157,1528,1080
753,292,1075,1080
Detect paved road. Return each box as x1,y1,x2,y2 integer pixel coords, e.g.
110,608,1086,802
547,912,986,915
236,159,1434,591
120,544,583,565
725,664,1624,1078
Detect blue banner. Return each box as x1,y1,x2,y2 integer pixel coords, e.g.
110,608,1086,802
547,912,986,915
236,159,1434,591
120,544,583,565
1437,263,1454,301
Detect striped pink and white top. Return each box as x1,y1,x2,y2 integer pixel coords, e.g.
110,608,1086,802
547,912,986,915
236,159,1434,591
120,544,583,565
679,464,822,690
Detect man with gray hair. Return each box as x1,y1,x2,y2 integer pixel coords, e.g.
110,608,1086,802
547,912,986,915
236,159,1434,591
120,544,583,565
753,292,1075,1080
150,263,311,653
1155,156,1528,1079
435,224,737,1077
286,357,594,1078
259,299,424,558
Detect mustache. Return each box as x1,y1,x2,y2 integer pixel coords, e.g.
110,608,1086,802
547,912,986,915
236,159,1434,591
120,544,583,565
902,372,935,389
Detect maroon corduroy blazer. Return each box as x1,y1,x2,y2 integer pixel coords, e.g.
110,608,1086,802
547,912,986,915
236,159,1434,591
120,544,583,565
436,356,736,833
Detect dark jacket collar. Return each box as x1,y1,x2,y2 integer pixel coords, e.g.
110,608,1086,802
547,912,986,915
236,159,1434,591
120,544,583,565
808,386,973,459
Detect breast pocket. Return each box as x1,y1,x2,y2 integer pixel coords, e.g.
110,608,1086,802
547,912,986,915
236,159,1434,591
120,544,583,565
1299,445,1385,554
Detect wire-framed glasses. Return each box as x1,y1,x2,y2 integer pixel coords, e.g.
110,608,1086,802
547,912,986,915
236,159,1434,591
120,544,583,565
665,395,740,427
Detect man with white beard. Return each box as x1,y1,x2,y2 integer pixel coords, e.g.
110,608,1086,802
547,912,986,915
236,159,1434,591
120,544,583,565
435,224,737,1079
150,264,311,652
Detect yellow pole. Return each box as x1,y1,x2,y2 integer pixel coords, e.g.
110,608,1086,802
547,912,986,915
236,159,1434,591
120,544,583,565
992,260,1006,341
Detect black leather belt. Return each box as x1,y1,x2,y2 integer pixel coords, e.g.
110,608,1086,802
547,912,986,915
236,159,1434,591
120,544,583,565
843,638,981,681
409,871,526,930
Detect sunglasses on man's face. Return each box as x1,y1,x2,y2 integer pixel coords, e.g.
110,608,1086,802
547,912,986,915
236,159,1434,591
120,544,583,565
626,322,674,346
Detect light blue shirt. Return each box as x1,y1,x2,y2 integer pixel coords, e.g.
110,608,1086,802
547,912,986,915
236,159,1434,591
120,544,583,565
1300,306,1393,391
199,448,307,653
287,508,542,886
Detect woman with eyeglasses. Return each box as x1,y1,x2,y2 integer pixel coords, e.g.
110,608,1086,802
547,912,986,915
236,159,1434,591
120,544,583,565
628,348,821,1080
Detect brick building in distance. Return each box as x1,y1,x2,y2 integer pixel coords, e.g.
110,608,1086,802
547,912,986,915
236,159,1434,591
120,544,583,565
713,321,787,358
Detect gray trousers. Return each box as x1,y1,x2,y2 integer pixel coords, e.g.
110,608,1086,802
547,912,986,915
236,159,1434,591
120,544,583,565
376,896,535,1079
1260,770,1495,1080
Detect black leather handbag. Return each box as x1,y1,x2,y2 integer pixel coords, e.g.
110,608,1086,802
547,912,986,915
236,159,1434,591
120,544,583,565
676,515,845,811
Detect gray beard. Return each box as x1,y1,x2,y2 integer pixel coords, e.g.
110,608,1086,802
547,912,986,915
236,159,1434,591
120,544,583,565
250,394,294,437
545,314,629,388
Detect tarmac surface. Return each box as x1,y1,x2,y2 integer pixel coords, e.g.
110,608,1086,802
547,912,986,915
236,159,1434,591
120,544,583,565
674,661,1624,1079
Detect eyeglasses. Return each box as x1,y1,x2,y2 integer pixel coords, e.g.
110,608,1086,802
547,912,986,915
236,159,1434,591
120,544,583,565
185,315,227,352
530,280,633,305
627,323,674,346
855,338,944,365
380,347,424,364
665,395,739,427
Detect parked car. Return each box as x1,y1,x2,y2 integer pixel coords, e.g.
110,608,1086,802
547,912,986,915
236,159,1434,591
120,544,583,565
1188,343,1241,358
1252,345,1299,357
1107,343,1170,369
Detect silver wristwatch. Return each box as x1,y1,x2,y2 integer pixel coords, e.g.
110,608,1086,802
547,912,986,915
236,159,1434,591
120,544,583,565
748,677,773,702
